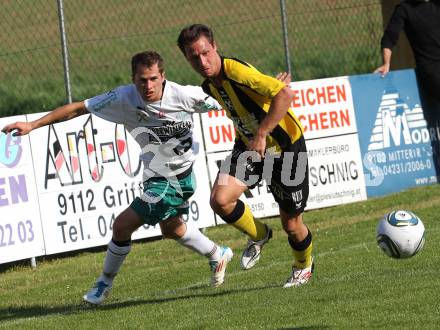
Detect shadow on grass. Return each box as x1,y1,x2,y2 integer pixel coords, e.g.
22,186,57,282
0,283,281,322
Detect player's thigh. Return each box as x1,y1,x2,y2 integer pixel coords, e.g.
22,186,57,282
212,141,263,207
269,137,309,215
112,207,144,240
211,173,248,207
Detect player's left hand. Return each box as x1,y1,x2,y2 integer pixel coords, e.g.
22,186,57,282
248,133,267,159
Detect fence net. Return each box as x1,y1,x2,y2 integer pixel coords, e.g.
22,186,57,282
0,0,383,116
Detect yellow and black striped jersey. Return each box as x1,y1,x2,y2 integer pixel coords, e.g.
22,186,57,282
202,57,304,153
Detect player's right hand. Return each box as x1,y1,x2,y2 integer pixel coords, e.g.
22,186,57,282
1,122,33,136
276,72,292,84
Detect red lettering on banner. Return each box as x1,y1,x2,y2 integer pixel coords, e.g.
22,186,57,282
320,112,328,129
336,85,346,102
307,114,320,131
292,84,347,108
222,125,234,142
298,109,350,132
340,108,350,126
292,91,301,107
329,111,339,127
307,89,315,105
209,124,235,144
210,127,220,144
316,87,326,105
208,109,226,118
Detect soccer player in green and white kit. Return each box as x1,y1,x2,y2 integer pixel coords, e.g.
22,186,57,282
2,51,233,305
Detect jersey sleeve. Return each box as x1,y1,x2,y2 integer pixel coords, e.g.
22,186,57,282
179,85,222,113
224,59,285,98
84,87,126,124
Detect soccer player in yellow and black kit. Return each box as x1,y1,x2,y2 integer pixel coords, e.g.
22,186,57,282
178,24,314,287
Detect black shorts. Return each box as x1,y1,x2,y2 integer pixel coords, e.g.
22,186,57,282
218,138,309,215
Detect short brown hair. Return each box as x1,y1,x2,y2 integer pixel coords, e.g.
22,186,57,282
177,24,215,54
131,51,164,77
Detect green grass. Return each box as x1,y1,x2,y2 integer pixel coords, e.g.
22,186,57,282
1,184,439,329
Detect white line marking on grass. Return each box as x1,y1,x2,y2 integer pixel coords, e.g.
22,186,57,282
149,223,440,297
156,241,375,296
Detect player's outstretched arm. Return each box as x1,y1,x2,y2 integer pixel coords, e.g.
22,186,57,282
1,101,89,136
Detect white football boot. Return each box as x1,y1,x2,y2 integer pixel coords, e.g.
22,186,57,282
240,224,273,270
283,258,314,288
209,246,233,287
83,280,112,305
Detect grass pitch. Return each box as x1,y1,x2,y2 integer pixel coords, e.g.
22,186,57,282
1,184,439,329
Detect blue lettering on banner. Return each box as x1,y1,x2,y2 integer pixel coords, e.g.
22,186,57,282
0,220,35,247
350,69,438,197
0,175,29,207
0,132,29,208
0,132,22,167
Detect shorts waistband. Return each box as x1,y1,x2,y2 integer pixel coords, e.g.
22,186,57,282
146,164,193,182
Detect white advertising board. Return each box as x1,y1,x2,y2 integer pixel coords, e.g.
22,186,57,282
200,110,235,153
27,112,214,255
290,77,358,140
306,134,367,209
0,116,46,263
290,77,367,208
206,151,280,221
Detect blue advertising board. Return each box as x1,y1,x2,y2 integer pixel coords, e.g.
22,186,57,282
350,69,438,197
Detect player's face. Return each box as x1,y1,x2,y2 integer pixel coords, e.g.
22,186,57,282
183,36,221,79
133,63,164,102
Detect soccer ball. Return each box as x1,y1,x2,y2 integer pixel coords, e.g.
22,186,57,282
376,210,425,259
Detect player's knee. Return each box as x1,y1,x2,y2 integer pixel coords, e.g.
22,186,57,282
160,216,186,240
282,224,297,237
112,216,133,241
282,215,303,236
162,230,178,240
161,225,184,240
112,207,143,240
111,218,124,239
210,192,232,214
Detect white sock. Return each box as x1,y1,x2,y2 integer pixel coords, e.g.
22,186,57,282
100,239,131,284
177,223,221,261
